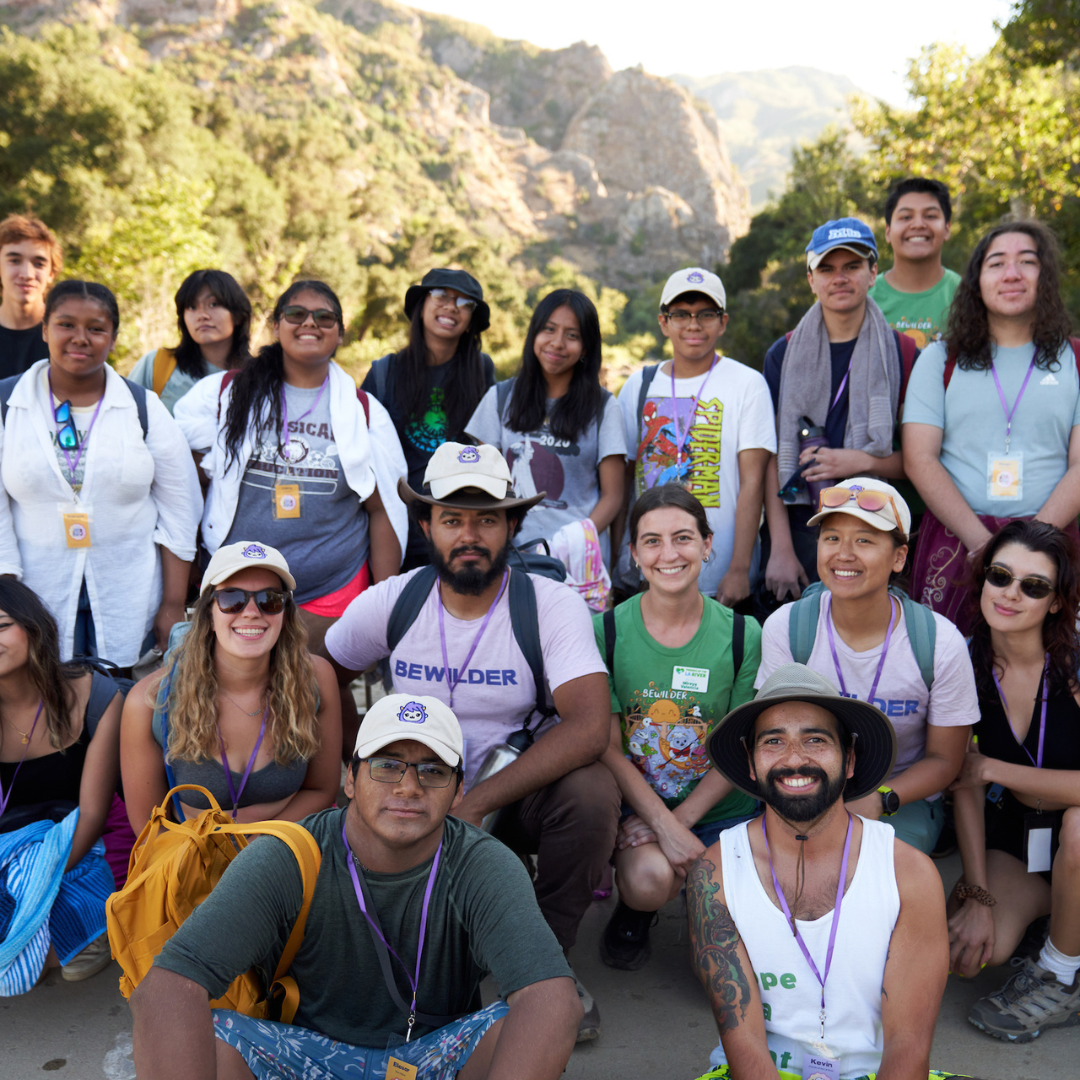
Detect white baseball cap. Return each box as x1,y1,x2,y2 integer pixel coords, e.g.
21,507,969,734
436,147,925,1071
397,441,544,512
353,693,463,768
806,477,911,539
200,541,296,593
660,267,726,311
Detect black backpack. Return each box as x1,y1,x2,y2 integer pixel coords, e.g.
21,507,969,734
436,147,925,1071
0,372,148,435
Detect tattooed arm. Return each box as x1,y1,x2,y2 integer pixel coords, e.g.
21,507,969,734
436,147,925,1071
687,855,781,1080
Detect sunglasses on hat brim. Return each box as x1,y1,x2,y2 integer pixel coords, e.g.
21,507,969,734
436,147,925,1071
817,486,905,537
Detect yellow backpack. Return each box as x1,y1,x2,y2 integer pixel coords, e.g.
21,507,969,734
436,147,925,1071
152,347,177,397
106,784,322,1023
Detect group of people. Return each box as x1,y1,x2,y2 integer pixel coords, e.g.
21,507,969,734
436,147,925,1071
0,170,1077,1080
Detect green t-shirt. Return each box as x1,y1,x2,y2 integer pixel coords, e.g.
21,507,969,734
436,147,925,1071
155,808,569,1046
869,268,961,349
593,595,760,825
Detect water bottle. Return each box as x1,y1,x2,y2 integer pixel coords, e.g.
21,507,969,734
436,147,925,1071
472,727,534,833
798,415,830,507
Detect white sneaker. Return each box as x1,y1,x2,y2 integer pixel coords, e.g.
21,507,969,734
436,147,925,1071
61,935,113,982
573,972,601,1043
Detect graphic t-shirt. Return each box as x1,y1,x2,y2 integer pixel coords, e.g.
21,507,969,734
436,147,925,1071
0,322,46,379
594,594,760,823
757,598,977,791
618,357,776,595
225,383,368,603
903,341,1080,517
465,382,626,558
324,569,607,787
869,268,961,348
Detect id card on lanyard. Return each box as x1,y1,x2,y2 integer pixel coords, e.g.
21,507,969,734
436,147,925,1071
60,504,92,548
986,349,1037,501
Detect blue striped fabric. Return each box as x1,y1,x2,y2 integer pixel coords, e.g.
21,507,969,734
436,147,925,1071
0,808,112,994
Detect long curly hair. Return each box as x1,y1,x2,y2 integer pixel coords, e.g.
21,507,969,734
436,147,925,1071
506,289,604,442
967,520,1080,697
159,585,320,765
0,579,85,752
222,280,343,471
945,220,1071,371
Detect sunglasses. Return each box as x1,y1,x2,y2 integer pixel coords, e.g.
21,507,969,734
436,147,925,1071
428,287,477,311
365,757,459,788
817,486,904,534
213,587,290,615
54,399,78,451
984,564,1055,600
279,305,340,329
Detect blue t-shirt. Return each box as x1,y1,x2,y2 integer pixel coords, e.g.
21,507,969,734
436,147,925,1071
902,341,1080,517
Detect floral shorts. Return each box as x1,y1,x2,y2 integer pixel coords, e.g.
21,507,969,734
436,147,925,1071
212,1001,509,1080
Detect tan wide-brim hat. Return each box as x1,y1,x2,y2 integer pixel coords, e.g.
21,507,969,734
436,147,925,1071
397,441,545,513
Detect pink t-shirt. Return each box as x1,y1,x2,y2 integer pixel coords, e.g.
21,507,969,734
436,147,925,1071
325,569,607,787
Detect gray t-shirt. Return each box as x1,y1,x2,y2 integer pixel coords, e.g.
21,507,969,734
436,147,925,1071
155,808,570,1046
465,381,626,557
225,383,368,603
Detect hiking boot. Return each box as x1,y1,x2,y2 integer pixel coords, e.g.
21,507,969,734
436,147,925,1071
968,957,1080,1042
61,935,113,983
572,973,600,1042
599,900,658,971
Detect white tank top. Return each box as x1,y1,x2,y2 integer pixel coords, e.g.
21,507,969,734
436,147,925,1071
708,817,900,1079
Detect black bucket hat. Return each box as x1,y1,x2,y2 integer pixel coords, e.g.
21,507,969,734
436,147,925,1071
404,268,490,334
706,663,897,801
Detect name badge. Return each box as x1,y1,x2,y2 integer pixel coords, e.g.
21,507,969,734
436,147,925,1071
1024,812,1054,873
274,483,301,519
672,665,709,693
61,509,91,549
987,452,1023,500
386,1057,417,1080
802,1052,841,1080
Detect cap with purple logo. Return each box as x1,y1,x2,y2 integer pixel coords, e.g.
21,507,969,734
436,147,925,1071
660,266,726,311
200,540,297,593
353,693,463,767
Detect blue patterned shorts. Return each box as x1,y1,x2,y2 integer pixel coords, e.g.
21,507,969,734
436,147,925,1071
212,1001,509,1080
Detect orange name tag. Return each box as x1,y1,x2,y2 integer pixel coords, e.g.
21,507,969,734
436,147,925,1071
274,483,301,519
63,512,91,548
386,1057,417,1080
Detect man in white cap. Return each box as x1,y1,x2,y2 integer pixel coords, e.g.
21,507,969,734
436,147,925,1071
131,693,580,1080
323,442,617,1040
616,266,776,606
688,664,948,1080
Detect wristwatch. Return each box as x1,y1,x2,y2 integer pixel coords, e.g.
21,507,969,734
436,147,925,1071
878,786,900,817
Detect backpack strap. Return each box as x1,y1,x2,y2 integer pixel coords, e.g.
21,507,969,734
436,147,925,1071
372,356,390,403
1071,337,1080,380
731,611,745,681
0,373,21,424
636,364,661,432
602,607,616,675
152,348,177,398
507,567,552,726
386,566,439,653
356,386,370,425
943,344,958,392
157,665,186,822
895,331,919,415
216,368,240,421
788,581,825,665
85,669,121,740
894,588,937,692
496,378,514,418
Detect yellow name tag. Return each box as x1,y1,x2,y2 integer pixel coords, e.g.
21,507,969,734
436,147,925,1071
386,1056,417,1080
988,453,1022,500
63,512,91,548
274,483,301,519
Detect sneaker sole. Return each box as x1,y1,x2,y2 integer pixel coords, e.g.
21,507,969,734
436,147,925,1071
598,937,651,971
968,1008,1080,1043
576,1020,600,1043
61,955,113,983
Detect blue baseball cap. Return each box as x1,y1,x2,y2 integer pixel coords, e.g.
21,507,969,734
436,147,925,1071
806,218,878,270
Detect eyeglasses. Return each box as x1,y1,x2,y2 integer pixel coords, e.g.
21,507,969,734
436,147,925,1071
279,305,340,329
984,564,1055,600
428,288,477,311
817,486,904,536
365,756,459,788
54,399,78,451
664,309,723,325
213,588,290,615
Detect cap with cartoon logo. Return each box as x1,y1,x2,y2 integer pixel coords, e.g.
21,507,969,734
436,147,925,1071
396,440,545,512
200,541,297,593
353,693,464,768
660,267,726,312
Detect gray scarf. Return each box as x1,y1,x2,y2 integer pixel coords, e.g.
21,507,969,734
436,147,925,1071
776,297,899,504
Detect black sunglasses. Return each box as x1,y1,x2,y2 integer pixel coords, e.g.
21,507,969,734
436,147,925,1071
213,587,290,615
279,305,339,329
984,564,1054,600
54,399,79,451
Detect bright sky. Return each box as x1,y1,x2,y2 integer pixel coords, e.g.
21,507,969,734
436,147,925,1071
412,0,1015,105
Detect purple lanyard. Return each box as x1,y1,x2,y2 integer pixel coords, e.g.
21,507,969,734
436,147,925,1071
343,821,441,1041
280,375,329,462
990,348,1037,454
670,353,719,466
216,705,268,821
762,812,853,1039
437,570,508,708
0,702,43,819
992,656,1049,769
830,356,854,414
48,370,105,488
824,594,896,706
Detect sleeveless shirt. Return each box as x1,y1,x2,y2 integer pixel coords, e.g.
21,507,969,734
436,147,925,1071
708,817,900,1079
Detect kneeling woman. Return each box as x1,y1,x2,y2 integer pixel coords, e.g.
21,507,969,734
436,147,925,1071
755,478,975,854
950,521,1080,1042
596,485,761,970
0,580,123,992
120,542,340,827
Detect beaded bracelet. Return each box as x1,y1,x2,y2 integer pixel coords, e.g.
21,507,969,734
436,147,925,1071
955,882,997,907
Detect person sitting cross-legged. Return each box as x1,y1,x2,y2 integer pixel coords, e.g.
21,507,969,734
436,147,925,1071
129,693,581,1080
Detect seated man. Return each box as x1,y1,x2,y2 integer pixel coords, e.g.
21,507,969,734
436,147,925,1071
129,693,580,1080
689,664,948,1080
322,442,617,1041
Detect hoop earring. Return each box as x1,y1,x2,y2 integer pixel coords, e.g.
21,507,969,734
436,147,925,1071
702,553,712,564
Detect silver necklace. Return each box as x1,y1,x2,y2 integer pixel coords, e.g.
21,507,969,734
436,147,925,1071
220,690,266,717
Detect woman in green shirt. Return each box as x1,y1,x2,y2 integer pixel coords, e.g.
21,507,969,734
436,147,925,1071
595,484,761,970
